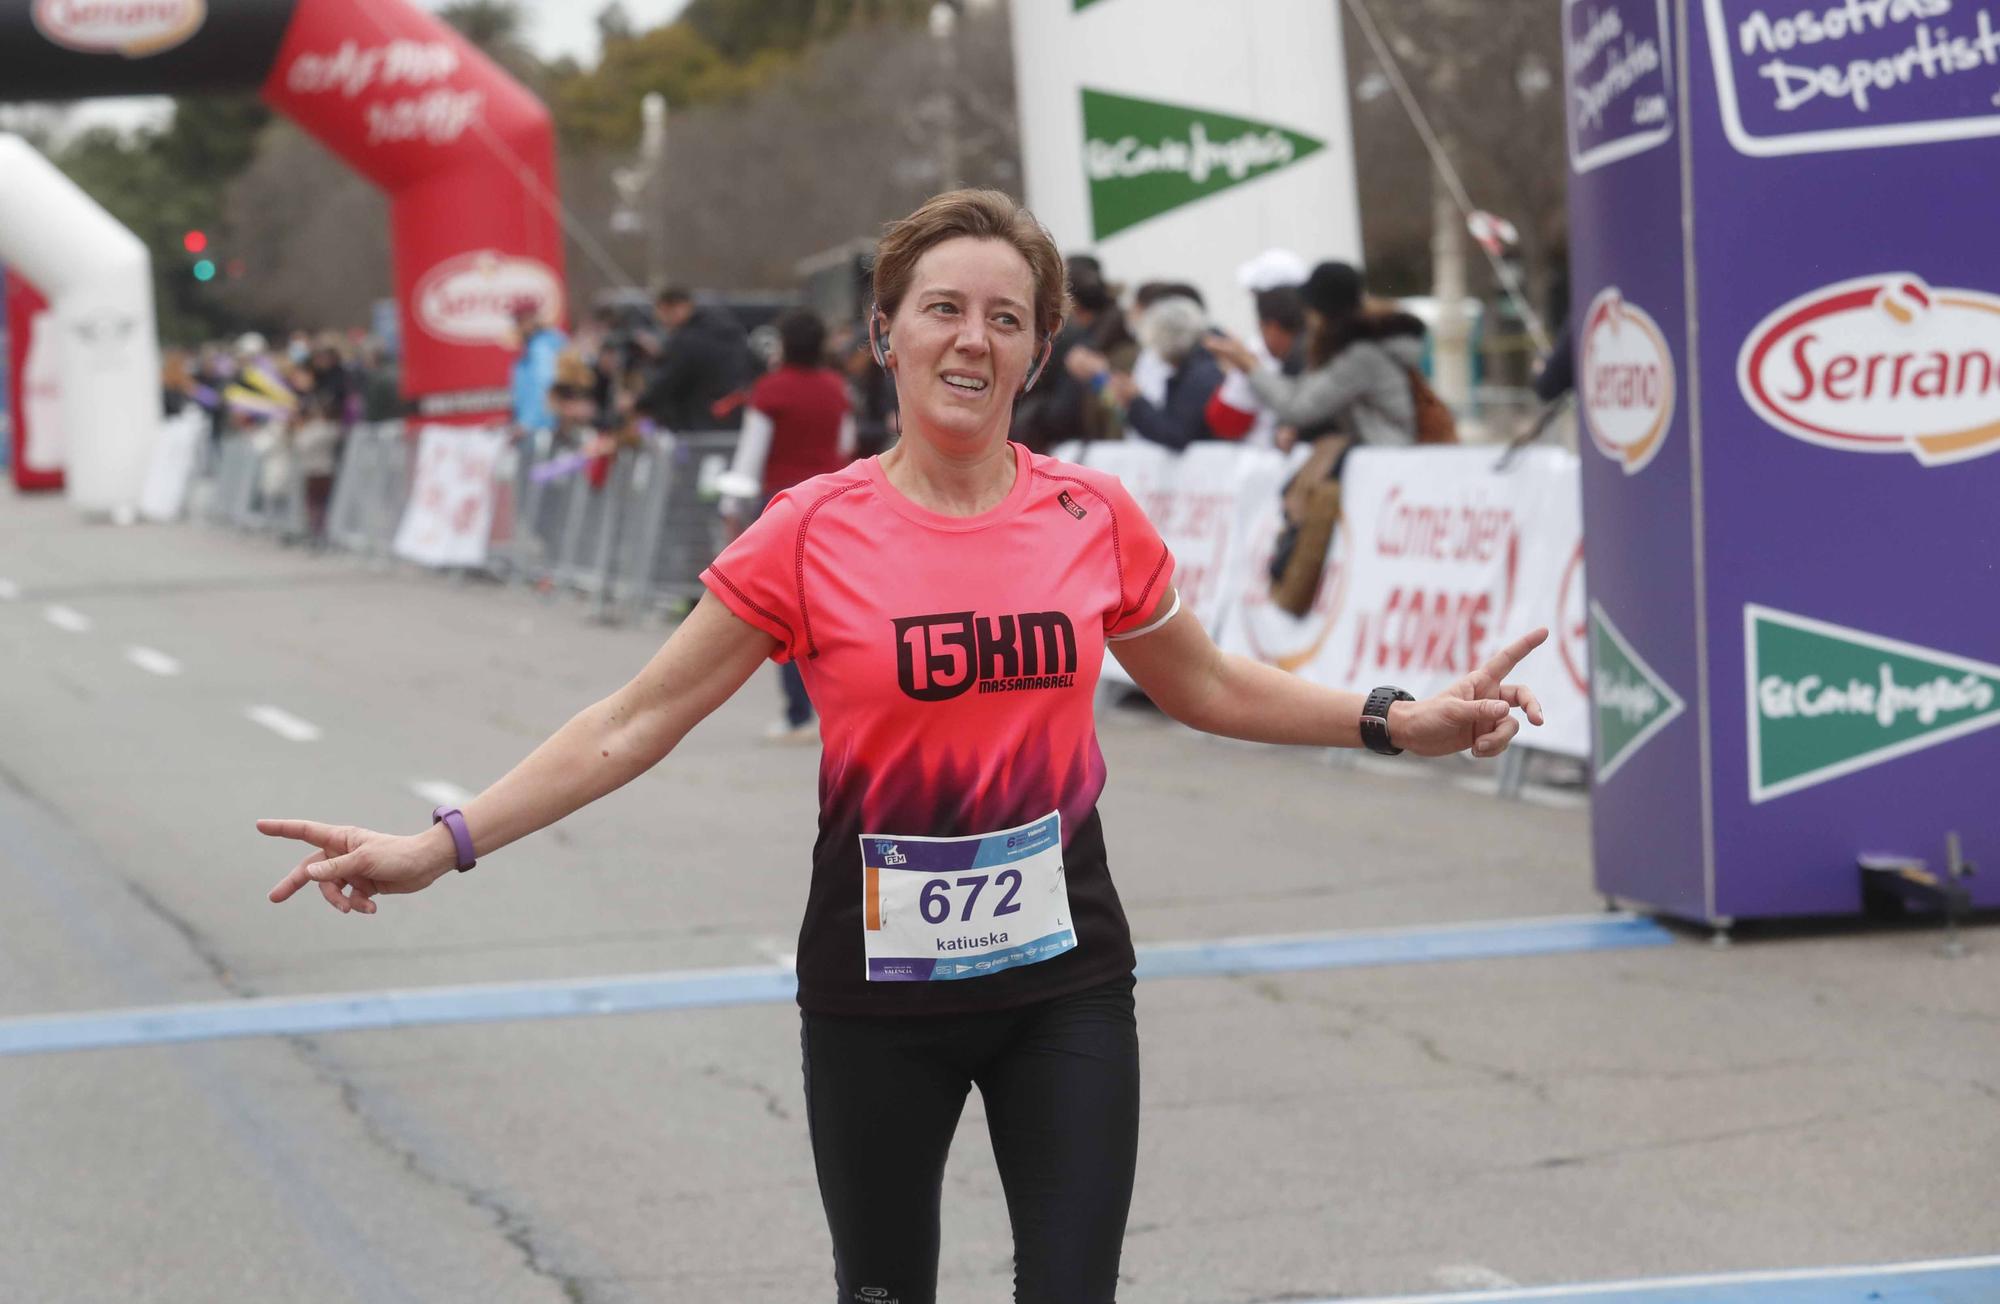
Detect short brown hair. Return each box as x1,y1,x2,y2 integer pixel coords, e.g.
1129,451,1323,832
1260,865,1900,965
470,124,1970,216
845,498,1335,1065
872,189,1067,339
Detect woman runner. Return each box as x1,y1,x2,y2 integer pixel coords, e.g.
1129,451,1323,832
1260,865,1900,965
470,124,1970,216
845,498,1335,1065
263,189,1548,1304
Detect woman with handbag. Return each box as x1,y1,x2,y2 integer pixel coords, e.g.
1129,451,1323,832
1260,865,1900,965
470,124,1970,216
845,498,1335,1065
1205,260,1439,447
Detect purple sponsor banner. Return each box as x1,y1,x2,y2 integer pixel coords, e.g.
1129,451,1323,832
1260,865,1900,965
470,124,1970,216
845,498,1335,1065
868,931,1077,983
862,836,982,875
1567,0,1677,171
1564,0,1711,918
1573,2,2000,923
860,812,1058,876
866,958,938,982
1684,0,2000,918
1704,0,2000,156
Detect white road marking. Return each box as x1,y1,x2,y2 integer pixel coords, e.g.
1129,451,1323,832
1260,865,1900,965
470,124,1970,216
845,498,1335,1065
410,780,472,808
125,647,183,677
1432,1264,1521,1291
246,705,321,743
0,578,19,600
43,605,91,633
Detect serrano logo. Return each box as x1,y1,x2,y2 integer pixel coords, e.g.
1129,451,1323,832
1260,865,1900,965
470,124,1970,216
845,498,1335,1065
413,251,562,347
1738,273,2000,466
1580,287,1675,474
33,0,204,56
894,611,1078,702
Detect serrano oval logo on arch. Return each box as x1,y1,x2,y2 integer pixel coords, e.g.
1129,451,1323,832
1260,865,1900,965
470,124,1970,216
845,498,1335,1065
33,0,205,56
1738,273,2000,466
1579,287,1675,474
414,251,562,346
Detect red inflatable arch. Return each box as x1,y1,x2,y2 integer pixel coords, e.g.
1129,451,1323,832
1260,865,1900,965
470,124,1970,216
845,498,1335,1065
1,0,566,421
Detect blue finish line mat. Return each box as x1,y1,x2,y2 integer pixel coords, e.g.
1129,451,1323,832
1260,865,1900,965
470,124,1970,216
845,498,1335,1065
0,912,1671,1057
1322,1256,2000,1303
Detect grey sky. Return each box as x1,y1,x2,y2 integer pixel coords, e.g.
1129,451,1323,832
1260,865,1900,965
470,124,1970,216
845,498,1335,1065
470,0,693,67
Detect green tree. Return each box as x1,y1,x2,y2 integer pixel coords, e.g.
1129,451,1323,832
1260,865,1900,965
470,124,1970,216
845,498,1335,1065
1346,0,1568,329
437,0,545,88
155,93,270,181
549,0,937,148
551,22,783,147
50,93,272,345
680,0,930,60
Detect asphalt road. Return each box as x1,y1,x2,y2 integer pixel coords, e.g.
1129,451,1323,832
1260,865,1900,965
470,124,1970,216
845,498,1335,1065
1,489,1994,1303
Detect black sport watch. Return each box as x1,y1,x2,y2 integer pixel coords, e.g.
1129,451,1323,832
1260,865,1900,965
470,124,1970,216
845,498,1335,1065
1360,686,1415,756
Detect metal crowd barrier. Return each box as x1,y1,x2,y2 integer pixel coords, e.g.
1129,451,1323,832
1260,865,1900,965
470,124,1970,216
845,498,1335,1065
325,421,410,559
495,428,739,621
632,431,741,612
193,420,740,623
204,431,306,538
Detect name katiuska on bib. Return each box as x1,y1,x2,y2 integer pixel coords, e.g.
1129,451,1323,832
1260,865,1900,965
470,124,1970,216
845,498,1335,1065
701,442,1176,1015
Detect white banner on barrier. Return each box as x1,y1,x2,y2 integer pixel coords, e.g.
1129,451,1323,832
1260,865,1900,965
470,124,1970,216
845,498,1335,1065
138,408,207,523
393,425,508,569
1056,440,1295,686
1058,440,1589,759
1296,446,1588,759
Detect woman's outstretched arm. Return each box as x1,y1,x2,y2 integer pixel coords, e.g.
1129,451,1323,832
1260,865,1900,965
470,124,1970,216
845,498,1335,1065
263,593,777,912
1109,591,1545,759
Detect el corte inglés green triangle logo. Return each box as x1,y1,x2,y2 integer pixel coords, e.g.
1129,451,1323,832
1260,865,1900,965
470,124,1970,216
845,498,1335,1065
1746,604,2000,803
1081,88,1326,240
1591,600,1686,784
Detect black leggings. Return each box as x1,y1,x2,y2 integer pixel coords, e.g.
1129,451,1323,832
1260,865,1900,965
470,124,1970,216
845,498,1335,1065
800,973,1140,1304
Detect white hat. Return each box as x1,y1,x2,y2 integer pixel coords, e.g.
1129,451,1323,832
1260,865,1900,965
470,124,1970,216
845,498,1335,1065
234,332,268,356
1236,248,1309,293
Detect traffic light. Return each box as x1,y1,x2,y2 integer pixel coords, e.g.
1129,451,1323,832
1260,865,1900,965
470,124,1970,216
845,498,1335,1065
192,259,216,282
183,230,208,254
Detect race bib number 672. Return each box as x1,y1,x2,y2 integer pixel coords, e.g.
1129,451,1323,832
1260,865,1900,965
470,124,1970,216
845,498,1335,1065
859,812,1076,981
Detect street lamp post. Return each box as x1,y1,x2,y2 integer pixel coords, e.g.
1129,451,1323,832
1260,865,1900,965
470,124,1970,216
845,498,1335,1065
641,92,668,289
929,2,960,192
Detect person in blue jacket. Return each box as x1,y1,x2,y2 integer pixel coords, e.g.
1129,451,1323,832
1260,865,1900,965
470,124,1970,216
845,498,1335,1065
508,298,568,438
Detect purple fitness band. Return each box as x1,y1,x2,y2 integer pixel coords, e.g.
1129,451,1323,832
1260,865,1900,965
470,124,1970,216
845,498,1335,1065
431,806,476,872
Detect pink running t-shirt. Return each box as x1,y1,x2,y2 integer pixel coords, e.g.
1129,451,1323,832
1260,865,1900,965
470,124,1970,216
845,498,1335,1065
701,441,1176,1015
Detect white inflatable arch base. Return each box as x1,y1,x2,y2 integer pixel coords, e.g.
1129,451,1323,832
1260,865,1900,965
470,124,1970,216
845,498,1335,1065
0,132,162,516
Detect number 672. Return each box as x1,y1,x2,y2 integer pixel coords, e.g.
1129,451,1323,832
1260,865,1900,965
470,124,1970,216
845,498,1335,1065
919,869,1024,924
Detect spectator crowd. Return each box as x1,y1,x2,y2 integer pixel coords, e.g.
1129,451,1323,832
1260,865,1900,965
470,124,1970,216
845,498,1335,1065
167,238,1456,653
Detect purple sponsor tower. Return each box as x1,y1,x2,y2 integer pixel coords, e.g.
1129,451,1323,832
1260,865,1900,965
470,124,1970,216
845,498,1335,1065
1563,0,2000,929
